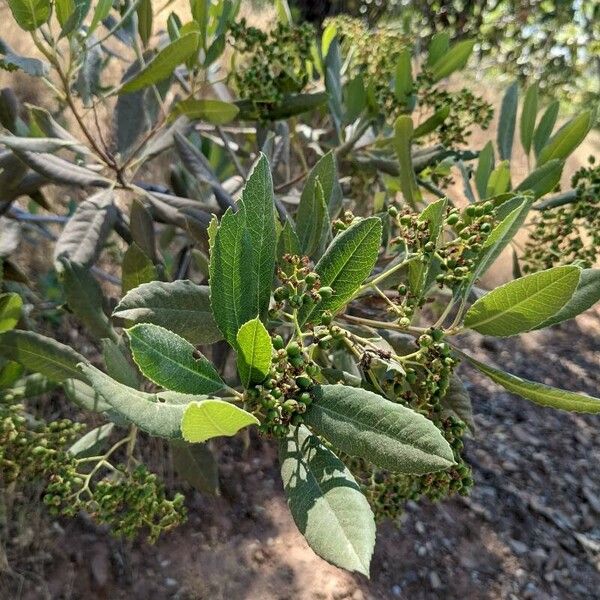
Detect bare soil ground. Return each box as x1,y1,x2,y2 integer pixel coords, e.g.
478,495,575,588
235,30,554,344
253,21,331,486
2,305,599,600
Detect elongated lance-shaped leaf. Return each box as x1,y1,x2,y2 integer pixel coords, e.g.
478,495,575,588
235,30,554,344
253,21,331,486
460,351,600,413
298,217,382,326
520,83,538,155
393,115,420,206
533,101,559,158
170,98,239,124
102,338,140,389
300,151,343,220
0,292,22,332
120,32,200,93
121,242,157,294
126,323,223,395
0,330,87,382
171,440,219,495
413,106,450,139
62,378,111,413
475,142,494,200
296,176,328,258
0,135,77,153
54,190,116,267
304,384,455,474
464,266,581,336
280,425,376,577
68,423,114,459
427,32,450,66
394,48,413,106
58,257,118,341
534,269,600,329
537,110,594,166
113,280,222,345
429,38,474,81
209,154,277,348
497,82,518,161
515,159,563,198
181,399,259,443
11,149,112,187
79,363,203,438
236,317,273,387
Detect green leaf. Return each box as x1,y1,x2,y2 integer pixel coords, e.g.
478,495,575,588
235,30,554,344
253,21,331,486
68,423,114,458
296,177,328,258
62,378,110,412
58,257,117,341
277,220,301,275
441,375,474,431
485,160,511,197
304,384,455,474
102,338,140,389
122,242,157,294
170,98,239,124
113,280,222,345
89,0,111,32
0,330,86,382
0,361,24,389
236,92,328,121
464,266,581,336
0,40,47,76
394,48,413,105
0,293,22,332
413,106,450,139
181,399,259,443
171,440,219,495
236,318,273,387
0,373,57,402
393,115,420,206
535,269,600,329
497,82,518,161
298,217,382,326
344,75,366,123
79,363,201,438
280,425,375,577
126,323,223,395
7,0,51,31
537,110,594,166
475,141,495,199
300,151,342,220
136,0,152,47
462,353,600,413
429,38,474,82
533,101,559,158
60,0,91,37
209,154,276,348
515,159,563,199
520,83,538,155
427,32,450,66
120,32,199,94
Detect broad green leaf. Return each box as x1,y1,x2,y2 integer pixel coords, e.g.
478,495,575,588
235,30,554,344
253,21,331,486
54,190,116,267
79,363,202,438
181,399,259,442
535,269,600,329
485,160,511,197
280,425,375,576
0,330,86,382
393,115,420,206
427,32,450,66
533,101,559,158
304,384,455,474
126,323,223,395
413,106,450,139
429,39,474,82
515,159,563,198
299,151,342,220
58,258,117,341
497,82,518,161
7,0,51,31
209,154,276,348
120,32,200,94
170,98,239,124
0,292,22,332
464,266,581,336
475,141,494,199
298,217,382,326
171,440,219,495
296,177,328,258
68,423,114,458
537,110,594,166
236,318,273,387
102,338,140,389
122,242,157,294
520,83,538,155
113,280,222,345
394,48,413,105
463,353,600,413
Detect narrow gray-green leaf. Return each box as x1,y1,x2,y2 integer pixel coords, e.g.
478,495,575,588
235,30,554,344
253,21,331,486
127,323,223,395
515,159,563,199
0,39,48,76
464,266,581,336
533,101,559,158
236,317,273,387
170,98,239,125
497,82,518,161
304,384,455,474
462,353,600,413
0,135,75,153
520,83,538,155
441,375,474,431
427,31,450,66
171,440,219,495
393,115,420,206
298,217,382,325
102,338,140,388
0,330,86,382
429,39,474,82
296,176,328,258
113,280,222,345
280,425,375,577
300,151,342,220
121,242,157,294
62,378,111,412
69,423,114,458
537,110,594,166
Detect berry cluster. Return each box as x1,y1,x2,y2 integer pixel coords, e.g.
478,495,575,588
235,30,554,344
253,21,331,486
246,339,319,438
523,157,600,271
228,20,314,111
44,463,186,543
